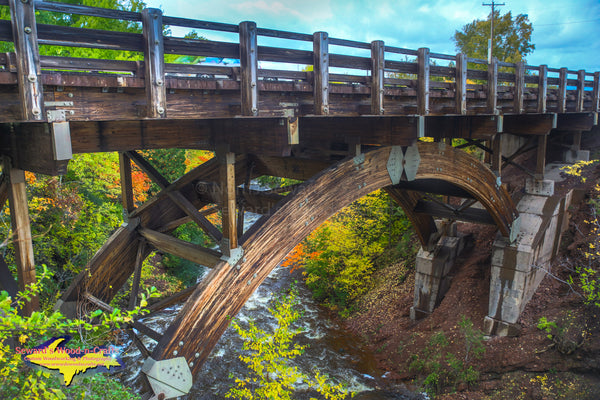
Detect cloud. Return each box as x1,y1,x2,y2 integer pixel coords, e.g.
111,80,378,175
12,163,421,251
146,0,599,72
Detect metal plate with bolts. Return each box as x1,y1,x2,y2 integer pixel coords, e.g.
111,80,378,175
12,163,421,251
142,357,193,400
221,246,244,267
509,216,521,243
387,146,404,185
403,144,421,181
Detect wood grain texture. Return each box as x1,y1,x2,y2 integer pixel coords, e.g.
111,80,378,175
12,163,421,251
313,32,329,115
487,58,498,114
455,53,467,115
142,8,166,118
139,228,222,267
239,21,258,116
60,156,251,306
417,48,430,115
370,40,385,115
119,152,135,213
537,65,548,114
7,166,39,315
152,143,518,375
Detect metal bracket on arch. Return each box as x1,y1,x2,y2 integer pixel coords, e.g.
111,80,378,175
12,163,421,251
221,246,244,268
386,144,421,185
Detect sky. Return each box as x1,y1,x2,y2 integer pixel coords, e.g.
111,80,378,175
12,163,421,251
144,0,600,73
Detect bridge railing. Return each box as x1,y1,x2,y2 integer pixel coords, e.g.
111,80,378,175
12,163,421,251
0,0,598,121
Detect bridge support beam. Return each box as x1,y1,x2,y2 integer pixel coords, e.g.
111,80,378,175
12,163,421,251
484,191,572,336
6,163,39,315
411,225,467,320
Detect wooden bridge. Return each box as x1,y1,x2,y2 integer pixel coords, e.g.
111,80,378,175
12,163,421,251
0,1,598,398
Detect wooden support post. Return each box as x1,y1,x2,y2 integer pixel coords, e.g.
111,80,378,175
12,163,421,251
491,133,502,176
9,0,43,121
7,164,39,315
514,62,525,114
313,32,329,115
142,8,166,118
536,135,547,180
537,65,548,114
239,21,258,116
237,205,245,240
577,69,586,112
455,53,467,115
487,57,498,114
119,152,135,214
417,48,430,115
572,131,582,151
558,67,568,114
218,148,237,254
128,239,145,310
593,71,600,112
371,40,385,115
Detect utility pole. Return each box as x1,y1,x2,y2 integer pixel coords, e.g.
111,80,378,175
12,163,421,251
482,1,504,63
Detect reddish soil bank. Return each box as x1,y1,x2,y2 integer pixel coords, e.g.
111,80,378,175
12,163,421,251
346,164,600,399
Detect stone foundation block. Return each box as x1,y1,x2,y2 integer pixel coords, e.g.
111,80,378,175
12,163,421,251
412,234,464,320
525,178,554,196
564,149,590,163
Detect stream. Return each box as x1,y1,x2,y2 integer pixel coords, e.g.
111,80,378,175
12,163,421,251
119,209,423,399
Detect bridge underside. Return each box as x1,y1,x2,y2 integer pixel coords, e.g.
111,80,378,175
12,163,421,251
0,110,596,398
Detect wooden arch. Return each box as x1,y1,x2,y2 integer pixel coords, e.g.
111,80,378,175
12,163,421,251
59,142,518,382
149,142,519,375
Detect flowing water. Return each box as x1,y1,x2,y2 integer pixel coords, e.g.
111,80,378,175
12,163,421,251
119,209,423,399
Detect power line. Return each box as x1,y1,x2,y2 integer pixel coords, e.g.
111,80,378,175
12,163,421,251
482,1,505,63
536,18,600,27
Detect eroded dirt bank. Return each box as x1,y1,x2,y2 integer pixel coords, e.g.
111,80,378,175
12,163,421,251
345,169,600,399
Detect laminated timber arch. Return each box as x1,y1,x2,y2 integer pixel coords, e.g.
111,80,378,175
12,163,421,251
58,142,519,382
145,142,519,377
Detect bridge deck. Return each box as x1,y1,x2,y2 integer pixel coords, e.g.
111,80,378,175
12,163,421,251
0,0,597,169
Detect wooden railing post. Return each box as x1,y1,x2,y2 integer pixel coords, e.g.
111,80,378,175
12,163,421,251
558,67,568,113
313,32,329,115
577,69,586,112
455,53,467,115
514,62,525,114
239,21,258,116
142,8,166,118
593,71,600,112
371,40,385,115
9,0,43,121
417,48,430,115
487,57,498,114
537,65,548,114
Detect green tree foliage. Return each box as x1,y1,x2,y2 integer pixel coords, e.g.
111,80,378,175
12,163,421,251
453,11,535,63
284,190,416,317
0,0,147,59
226,286,351,400
0,266,153,399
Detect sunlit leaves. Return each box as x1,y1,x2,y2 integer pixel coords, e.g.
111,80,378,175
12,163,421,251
226,286,351,400
453,11,534,64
